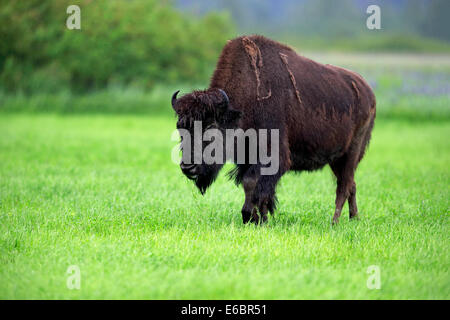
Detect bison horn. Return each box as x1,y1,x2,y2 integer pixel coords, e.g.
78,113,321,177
171,90,180,110
218,89,229,108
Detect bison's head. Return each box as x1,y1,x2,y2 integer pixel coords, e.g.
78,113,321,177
171,88,241,194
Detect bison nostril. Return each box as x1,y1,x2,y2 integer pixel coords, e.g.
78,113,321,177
181,165,198,180
180,163,194,169
180,164,197,177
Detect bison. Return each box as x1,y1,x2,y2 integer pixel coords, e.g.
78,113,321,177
171,35,376,225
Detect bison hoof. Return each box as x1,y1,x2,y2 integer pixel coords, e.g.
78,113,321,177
249,215,259,225
242,208,257,224
249,209,259,224
260,213,268,224
250,213,268,226
242,208,268,225
242,211,251,224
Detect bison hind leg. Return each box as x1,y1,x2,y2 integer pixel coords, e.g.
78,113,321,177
330,115,374,224
330,150,360,224
348,116,375,221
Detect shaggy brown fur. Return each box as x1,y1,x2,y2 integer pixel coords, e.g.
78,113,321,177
172,35,376,225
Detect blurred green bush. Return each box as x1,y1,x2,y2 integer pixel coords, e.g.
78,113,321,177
0,0,234,94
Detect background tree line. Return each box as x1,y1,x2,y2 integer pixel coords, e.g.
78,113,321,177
0,0,233,94
1,0,449,95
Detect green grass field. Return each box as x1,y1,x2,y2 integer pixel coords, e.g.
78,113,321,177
0,113,449,299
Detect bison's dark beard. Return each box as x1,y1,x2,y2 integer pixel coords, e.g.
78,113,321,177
192,164,223,195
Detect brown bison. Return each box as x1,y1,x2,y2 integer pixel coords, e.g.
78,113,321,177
171,35,376,225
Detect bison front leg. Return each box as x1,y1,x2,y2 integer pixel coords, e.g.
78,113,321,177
241,175,259,224
251,174,281,224
242,130,288,224
241,172,272,225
